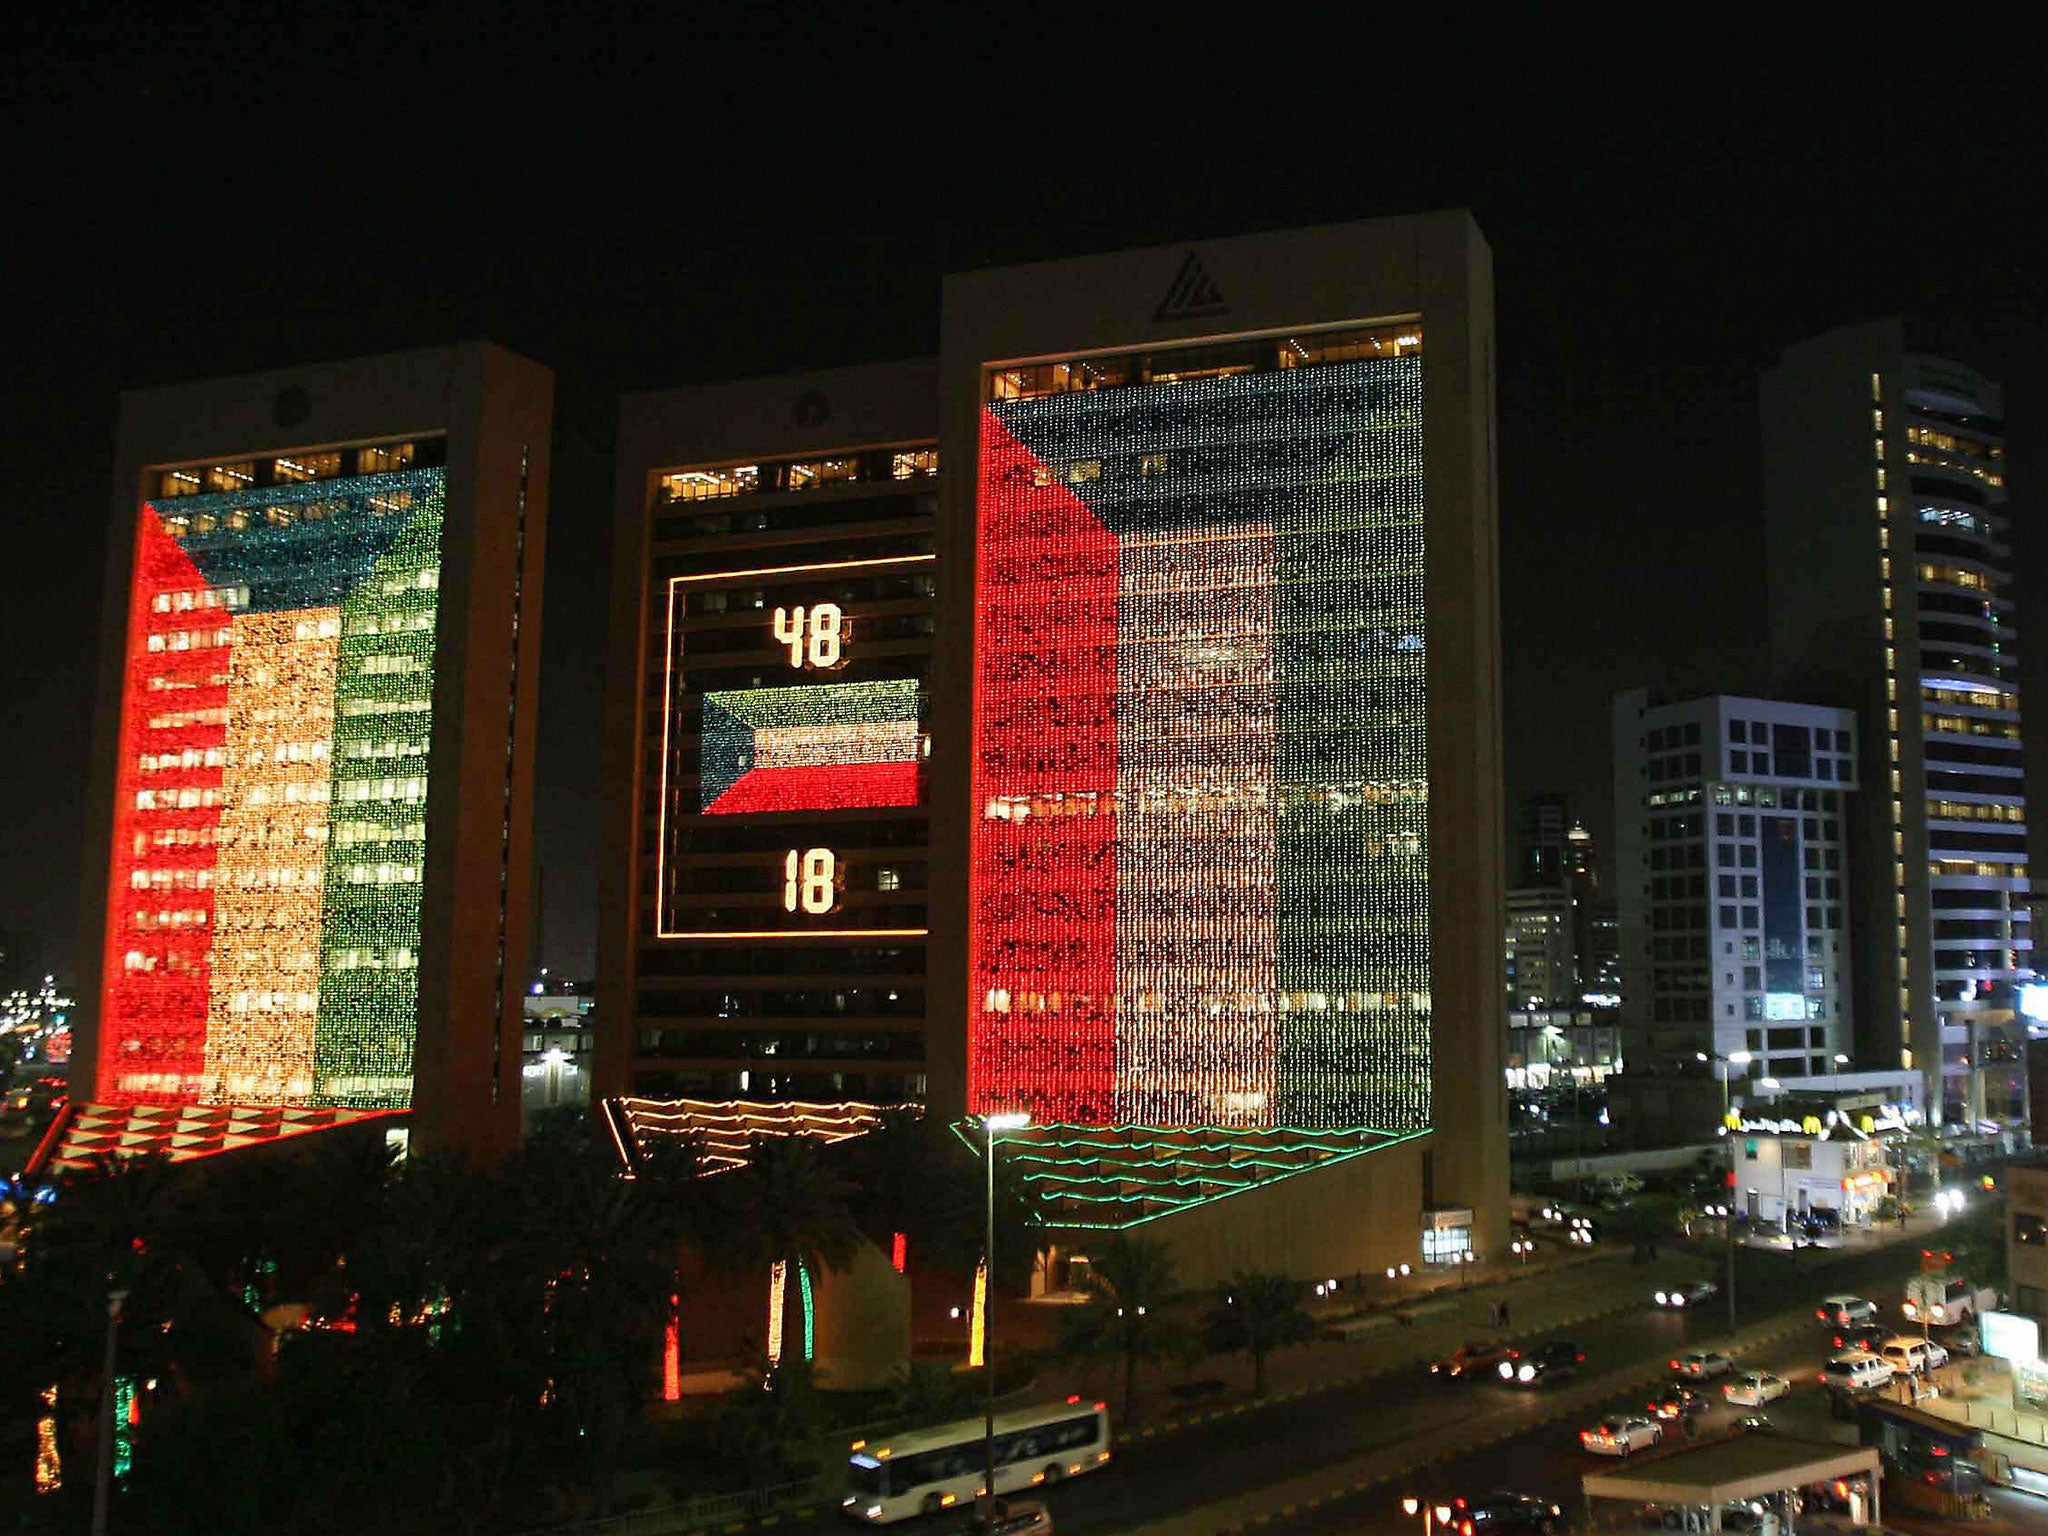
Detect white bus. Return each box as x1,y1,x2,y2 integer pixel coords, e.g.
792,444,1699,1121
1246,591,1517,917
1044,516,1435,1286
842,1397,1111,1522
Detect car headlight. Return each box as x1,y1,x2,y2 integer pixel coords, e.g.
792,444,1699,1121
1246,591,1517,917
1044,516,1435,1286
1673,1294,1686,1307
1655,1291,1668,1305
1519,1364,1536,1382
1499,1361,1514,1378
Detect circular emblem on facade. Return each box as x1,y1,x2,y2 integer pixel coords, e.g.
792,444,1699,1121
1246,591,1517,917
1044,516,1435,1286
792,389,831,429
272,386,311,428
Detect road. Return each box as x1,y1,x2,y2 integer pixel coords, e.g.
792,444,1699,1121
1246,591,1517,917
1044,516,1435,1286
787,1232,1942,1536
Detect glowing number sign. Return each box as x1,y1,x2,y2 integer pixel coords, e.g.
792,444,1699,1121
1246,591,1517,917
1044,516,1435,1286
771,604,843,668
783,848,838,913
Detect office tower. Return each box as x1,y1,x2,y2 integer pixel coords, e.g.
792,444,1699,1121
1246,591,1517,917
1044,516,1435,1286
597,362,939,1114
1520,792,1593,885
931,209,1508,1269
60,345,551,1169
1614,691,1859,1080
1764,325,2028,1125
1506,884,1577,1010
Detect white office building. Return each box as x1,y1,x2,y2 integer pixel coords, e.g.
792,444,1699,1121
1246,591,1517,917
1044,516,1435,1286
1615,691,1860,1083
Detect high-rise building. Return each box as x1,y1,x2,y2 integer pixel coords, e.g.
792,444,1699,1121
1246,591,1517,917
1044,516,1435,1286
1520,792,1593,886
1505,884,1577,1010
930,209,1508,1269
1613,691,1859,1081
1763,325,2029,1125
60,345,552,1169
596,362,939,1111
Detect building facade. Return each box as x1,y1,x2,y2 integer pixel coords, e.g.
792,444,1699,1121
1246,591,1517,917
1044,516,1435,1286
64,344,551,1166
931,210,1509,1263
1614,691,1860,1082
597,362,939,1107
1763,324,2029,1127
1506,884,1577,1010
522,978,595,1119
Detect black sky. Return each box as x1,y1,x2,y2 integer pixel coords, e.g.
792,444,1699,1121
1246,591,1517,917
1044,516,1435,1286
4,16,2043,982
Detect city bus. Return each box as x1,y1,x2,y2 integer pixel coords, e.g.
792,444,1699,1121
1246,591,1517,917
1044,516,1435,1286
842,1397,1111,1522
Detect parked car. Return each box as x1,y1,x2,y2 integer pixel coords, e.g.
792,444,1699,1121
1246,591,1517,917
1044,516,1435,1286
1433,1341,1516,1380
1443,1493,1564,1535
1819,1351,1894,1392
960,1500,1053,1536
1501,1339,1583,1386
1654,1279,1718,1310
1580,1415,1663,1457
1933,1324,1981,1359
1816,1295,1877,1329
1671,1350,1733,1380
1878,1337,1949,1376
1723,1371,1790,1407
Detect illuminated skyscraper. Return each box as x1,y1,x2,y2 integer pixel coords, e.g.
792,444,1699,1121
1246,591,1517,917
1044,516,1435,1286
63,344,551,1167
597,362,939,1113
932,211,1508,1268
1763,325,2028,1126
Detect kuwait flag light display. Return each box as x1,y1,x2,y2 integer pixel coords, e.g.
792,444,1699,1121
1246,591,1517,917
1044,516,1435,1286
101,468,444,1109
969,354,1432,1133
699,679,922,815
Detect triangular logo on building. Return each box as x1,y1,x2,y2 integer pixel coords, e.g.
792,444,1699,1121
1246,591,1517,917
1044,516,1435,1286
1155,251,1227,322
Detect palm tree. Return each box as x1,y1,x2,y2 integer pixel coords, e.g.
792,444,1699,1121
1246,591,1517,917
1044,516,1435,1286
715,1134,864,1372
1204,1272,1313,1396
1057,1233,1192,1425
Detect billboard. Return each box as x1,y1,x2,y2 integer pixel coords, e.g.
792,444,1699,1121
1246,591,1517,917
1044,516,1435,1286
968,344,1429,1131
101,464,444,1108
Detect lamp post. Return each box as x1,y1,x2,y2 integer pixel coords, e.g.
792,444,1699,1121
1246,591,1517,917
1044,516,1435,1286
980,1111,1029,1521
1698,1051,1751,1338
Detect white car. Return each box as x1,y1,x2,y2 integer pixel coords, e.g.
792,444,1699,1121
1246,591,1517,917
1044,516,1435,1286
1580,1415,1664,1457
1820,1351,1895,1392
1672,1350,1734,1380
1655,1279,1718,1309
1723,1370,1790,1407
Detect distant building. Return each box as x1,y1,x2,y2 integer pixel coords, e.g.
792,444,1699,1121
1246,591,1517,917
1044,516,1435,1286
1613,691,1860,1082
1762,324,2028,1128
1506,885,1577,1010
1721,1094,1908,1228
1583,900,1622,1003
522,979,594,1119
1504,1007,1622,1087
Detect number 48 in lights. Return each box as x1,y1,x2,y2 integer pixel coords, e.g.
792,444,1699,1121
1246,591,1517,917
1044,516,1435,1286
772,604,843,668
783,848,838,913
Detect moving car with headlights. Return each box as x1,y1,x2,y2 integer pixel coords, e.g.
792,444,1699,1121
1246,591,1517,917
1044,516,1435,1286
1671,1349,1733,1380
1446,1492,1565,1535
1879,1337,1948,1376
1432,1340,1514,1380
1723,1370,1790,1407
1647,1380,1705,1421
1816,1295,1876,1329
1580,1415,1663,1457
1654,1278,1718,1309
1819,1351,1894,1392
1500,1339,1583,1386
842,1398,1109,1522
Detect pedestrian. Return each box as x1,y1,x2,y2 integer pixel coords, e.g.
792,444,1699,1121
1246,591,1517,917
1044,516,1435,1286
1486,1301,1499,1328
1500,1300,1511,1329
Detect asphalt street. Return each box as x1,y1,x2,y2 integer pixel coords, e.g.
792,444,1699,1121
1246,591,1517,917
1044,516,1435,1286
788,1233,1943,1536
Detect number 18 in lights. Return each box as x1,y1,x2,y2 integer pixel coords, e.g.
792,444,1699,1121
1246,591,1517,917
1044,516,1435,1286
783,848,838,913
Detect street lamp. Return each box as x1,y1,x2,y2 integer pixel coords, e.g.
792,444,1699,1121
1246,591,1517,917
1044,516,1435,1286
1698,1050,1751,1338
979,1111,1029,1520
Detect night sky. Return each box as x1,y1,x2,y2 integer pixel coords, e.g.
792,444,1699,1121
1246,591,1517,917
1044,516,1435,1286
5,16,2042,984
